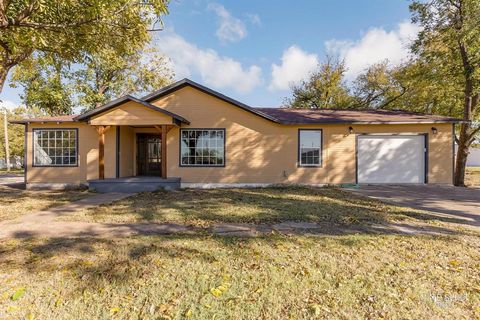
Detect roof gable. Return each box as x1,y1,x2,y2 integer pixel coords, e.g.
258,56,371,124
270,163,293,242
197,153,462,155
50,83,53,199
142,78,279,123
74,95,189,124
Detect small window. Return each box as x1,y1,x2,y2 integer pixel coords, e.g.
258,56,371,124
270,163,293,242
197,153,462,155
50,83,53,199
180,129,225,166
33,129,78,166
299,130,322,167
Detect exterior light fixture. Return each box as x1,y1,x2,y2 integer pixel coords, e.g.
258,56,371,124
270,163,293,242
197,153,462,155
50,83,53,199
431,127,438,135
349,126,354,134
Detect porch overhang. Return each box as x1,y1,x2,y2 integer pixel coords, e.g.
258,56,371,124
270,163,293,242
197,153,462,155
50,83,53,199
73,96,188,181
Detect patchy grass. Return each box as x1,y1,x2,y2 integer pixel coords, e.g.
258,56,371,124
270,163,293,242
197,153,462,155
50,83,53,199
0,234,479,319
0,169,24,175
63,187,441,227
466,167,480,186
0,185,89,222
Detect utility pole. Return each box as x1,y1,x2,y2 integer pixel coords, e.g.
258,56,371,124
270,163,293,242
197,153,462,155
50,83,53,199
1,100,10,172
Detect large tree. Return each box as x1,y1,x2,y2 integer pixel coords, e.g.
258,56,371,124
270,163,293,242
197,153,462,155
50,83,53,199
286,58,352,109
0,0,169,94
411,0,480,186
11,46,173,114
9,53,73,114
353,60,462,116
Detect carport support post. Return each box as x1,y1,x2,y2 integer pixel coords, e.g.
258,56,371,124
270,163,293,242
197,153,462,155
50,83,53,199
95,125,110,180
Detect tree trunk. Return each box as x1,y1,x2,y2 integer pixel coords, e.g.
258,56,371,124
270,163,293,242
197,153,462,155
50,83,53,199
0,64,8,94
3,110,9,171
454,122,470,186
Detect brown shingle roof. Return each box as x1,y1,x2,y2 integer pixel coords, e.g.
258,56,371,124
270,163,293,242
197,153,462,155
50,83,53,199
254,108,460,124
10,108,461,125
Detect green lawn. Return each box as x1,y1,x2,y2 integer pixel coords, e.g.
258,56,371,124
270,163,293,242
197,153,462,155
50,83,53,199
1,234,479,319
1,186,479,319
0,168,24,175
62,187,431,227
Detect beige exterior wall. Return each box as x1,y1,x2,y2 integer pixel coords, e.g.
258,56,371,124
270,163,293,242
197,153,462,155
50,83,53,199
26,122,99,185
24,86,454,186
90,101,173,126
151,86,454,185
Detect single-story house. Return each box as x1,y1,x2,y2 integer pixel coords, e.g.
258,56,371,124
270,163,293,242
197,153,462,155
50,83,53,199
12,79,460,192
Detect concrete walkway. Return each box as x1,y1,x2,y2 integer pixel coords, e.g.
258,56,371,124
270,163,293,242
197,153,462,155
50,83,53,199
0,173,24,186
0,216,462,239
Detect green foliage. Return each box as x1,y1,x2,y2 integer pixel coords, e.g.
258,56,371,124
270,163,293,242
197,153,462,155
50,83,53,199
9,54,73,115
409,0,480,118
0,0,169,92
0,105,44,159
410,0,480,185
352,60,464,117
73,46,173,111
11,46,173,114
286,58,352,109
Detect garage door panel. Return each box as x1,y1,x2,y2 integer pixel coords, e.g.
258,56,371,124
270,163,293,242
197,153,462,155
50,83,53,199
357,135,425,184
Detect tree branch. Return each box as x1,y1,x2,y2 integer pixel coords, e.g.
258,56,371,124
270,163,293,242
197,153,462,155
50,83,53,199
467,126,480,142
379,85,408,109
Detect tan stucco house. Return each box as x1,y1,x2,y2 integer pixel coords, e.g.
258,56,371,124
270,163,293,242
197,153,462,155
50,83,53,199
12,79,459,192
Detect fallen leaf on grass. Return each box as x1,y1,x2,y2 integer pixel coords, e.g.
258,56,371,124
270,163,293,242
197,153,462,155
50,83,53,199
449,260,460,267
55,298,62,307
110,307,120,314
309,304,321,316
7,305,19,312
210,288,223,298
11,287,25,301
185,308,193,317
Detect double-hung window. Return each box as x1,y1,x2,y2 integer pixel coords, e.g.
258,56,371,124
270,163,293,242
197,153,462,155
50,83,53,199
180,129,225,166
33,129,78,166
298,129,322,167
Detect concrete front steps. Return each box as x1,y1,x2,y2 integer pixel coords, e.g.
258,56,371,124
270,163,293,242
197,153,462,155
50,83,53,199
88,177,181,193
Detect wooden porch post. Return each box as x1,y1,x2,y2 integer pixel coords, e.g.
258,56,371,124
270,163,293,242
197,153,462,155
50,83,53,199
95,125,111,180
161,125,167,179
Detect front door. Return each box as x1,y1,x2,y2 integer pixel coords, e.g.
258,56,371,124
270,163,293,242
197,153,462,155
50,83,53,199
137,134,161,176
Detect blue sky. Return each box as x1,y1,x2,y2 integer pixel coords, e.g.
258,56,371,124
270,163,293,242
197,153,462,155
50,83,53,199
1,0,418,110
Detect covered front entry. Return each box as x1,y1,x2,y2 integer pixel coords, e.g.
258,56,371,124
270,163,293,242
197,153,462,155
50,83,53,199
137,134,162,176
76,95,189,181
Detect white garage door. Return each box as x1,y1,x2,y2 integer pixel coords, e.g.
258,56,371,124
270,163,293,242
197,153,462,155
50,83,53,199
357,135,426,184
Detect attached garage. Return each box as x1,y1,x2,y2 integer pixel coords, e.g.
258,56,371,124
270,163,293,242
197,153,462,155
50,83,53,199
357,135,427,184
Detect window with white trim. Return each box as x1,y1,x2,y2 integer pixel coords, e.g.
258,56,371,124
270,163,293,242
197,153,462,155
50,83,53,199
180,129,225,166
299,130,322,166
33,129,77,166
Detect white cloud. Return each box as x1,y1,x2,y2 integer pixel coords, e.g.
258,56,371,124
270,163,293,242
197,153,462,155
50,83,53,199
0,100,18,111
325,21,421,80
269,46,319,91
156,31,262,94
208,3,247,43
